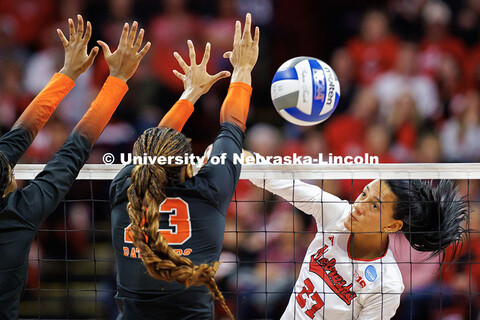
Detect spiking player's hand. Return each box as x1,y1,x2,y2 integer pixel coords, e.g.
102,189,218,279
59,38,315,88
173,40,231,104
58,15,99,81
223,13,259,85
97,21,151,83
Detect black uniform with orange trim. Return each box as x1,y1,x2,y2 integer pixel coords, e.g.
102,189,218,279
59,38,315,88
0,74,128,319
110,82,251,320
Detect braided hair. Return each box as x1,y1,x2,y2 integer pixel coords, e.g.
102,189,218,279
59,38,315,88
126,127,233,319
386,180,468,261
0,152,11,197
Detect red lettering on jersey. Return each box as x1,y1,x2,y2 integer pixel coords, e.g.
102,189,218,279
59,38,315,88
309,245,357,305
354,271,366,288
130,247,137,258
328,235,334,246
296,278,325,319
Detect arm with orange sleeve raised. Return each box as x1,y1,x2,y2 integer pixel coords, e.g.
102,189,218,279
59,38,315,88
220,13,259,131
159,40,230,132
0,15,98,167
13,21,151,226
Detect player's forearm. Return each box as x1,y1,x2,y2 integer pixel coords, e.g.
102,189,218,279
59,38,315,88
157,99,194,132
73,76,128,144
219,82,252,131
13,73,75,139
230,67,252,86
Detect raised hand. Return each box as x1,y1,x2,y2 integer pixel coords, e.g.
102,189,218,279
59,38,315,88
97,21,151,82
223,13,259,85
173,40,231,104
58,15,99,81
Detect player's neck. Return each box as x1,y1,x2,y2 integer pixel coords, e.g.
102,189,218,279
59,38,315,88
349,233,388,260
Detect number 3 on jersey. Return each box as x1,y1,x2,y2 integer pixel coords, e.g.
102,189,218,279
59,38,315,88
124,198,192,245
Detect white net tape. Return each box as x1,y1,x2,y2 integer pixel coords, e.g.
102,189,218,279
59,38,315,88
14,163,480,180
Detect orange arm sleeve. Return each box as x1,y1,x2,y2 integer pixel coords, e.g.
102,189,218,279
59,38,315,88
73,76,128,144
158,99,194,132
13,73,75,139
220,82,252,131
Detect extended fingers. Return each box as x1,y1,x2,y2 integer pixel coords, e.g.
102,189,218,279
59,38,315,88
233,20,241,45
77,15,84,38
212,70,231,82
137,41,151,59
134,28,145,51
173,69,186,82
83,21,92,43
84,46,99,68
119,23,129,48
242,13,252,41
200,42,211,67
128,21,138,47
68,18,75,41
174,51,188,73
97,40,112,58
57,29,68,48
188,40,196,65
253,26,260,46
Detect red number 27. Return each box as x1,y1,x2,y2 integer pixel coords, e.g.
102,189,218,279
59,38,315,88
296,278,325,319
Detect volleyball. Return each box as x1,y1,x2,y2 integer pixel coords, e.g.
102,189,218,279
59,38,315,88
271,57,341,126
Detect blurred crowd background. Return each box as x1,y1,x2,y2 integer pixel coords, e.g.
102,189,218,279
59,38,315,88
1,0,480,319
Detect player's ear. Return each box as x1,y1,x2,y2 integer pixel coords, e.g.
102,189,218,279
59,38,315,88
185,163,193,179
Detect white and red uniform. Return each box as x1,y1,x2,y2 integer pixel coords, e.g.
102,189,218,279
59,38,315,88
250,178,405,320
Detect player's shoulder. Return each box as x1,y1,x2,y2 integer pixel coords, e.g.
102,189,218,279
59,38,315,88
110,164,134,205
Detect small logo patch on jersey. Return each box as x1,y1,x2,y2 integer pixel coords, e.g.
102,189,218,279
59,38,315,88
365,265,377,282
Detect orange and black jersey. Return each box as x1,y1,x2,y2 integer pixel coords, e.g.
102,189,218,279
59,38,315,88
0,74,128,319
0,129,91,319
110,122,244,320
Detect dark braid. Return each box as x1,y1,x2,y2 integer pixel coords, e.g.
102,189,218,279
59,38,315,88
126,127,234,319
0,152,11,197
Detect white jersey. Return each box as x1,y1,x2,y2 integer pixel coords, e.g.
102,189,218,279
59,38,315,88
250,178,405,320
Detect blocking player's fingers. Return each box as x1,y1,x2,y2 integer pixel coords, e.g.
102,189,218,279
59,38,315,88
128,21,138,47
233,20,241,46
57,29,68,48
243,13,252,41
134,28,145,51
137,41,151,59
200,42,211,67
223,51,232,59
174,52,189,73
253,26,260,46
187,40,196,65
211,71,231,82
84,47,99,68
77,15,84,38
173,70,185,82
68,18,75,41
119,23,129,48
83,21,92,43
97,40,112,58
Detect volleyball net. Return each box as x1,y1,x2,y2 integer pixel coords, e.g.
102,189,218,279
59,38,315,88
16,164,480,319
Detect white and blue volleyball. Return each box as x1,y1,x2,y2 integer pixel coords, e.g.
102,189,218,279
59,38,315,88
271,57,341,126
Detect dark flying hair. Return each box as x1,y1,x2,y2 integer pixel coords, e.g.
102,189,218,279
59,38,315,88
385,179,468,261
0,152,10,197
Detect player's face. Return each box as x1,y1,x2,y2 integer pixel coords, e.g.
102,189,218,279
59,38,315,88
345,180,401,234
